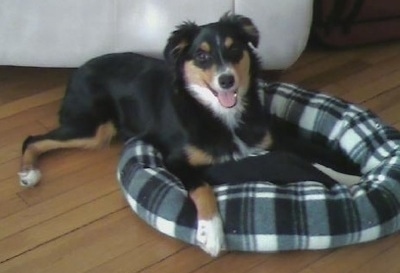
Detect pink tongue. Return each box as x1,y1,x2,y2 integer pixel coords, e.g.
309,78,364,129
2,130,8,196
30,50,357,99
217,91,237,108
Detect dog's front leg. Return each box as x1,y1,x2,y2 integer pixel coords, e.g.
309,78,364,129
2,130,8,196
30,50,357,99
166,147,225,256
189,183,225,257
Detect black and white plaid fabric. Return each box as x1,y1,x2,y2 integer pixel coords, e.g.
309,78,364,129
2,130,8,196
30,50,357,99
117,82,400,252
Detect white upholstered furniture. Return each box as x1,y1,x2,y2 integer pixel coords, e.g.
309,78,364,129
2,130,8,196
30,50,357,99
0,0,313,69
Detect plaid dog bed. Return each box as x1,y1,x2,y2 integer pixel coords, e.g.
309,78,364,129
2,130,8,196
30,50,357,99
117,82,400,252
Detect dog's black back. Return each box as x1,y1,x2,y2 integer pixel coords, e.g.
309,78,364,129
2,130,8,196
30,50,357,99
61,53,174,142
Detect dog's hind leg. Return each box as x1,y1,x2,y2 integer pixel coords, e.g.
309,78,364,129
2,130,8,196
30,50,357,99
19,121,116,187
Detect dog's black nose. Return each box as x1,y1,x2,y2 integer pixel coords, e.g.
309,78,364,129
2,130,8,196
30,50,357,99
218,74,235,89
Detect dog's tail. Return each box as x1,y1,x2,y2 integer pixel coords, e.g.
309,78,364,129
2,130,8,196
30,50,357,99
313,163,361,186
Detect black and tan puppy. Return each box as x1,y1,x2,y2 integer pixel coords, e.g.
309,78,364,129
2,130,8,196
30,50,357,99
19,14,272,256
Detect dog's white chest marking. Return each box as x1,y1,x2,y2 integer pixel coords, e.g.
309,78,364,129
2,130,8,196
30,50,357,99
188,83,267,161
187,84,243,129
232,135,266,160
217,109,267,162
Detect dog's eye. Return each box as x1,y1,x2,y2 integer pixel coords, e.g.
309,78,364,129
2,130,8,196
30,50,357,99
226,45,243,62
194,50,212,65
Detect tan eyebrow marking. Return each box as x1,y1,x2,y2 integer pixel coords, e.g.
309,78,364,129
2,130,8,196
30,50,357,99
224,37,234,48
200,42,211,52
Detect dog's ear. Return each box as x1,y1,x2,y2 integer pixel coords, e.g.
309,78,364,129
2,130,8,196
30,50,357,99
219,13,260,48
163,21,200,65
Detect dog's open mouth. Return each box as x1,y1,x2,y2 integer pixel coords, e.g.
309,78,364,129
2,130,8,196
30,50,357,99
217,90,238,108
208,85,238,108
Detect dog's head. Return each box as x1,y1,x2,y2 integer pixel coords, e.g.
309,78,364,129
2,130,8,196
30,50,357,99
164,14,260,115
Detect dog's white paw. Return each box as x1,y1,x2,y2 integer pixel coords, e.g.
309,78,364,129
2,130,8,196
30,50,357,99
18,169,41,188
197,215,225,257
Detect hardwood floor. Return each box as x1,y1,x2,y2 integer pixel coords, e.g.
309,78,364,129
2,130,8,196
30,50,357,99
0,40,400,273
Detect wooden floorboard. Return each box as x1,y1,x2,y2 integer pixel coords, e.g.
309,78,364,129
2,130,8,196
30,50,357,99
0,40,400,272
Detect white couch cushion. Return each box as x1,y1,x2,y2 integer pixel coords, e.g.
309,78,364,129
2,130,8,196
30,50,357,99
0,0,312,69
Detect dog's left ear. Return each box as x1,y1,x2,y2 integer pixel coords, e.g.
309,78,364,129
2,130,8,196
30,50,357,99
163,21,200,65
219,13,260,48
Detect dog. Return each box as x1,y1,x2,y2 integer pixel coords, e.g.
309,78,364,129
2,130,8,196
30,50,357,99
19,14,273,256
